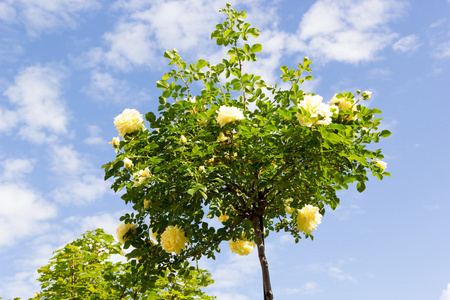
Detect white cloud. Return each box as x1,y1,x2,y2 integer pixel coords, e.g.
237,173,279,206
84,70,151,104
86,71,131,100
50,144,85,174
49,144,108,204
64,211,124,237
81,0,236,71
0,1,16,23
0,182,57,247
83,125,105,145
434,41,450,59
0,38,24,63
291,0,405,63
0,158,34,181
132,0,223,52
306,258,358,282
367,68,392,80
328,266,357,282
331,204,365,221
281,281,321,296
424,204,440,210
0,271,39,299
2,64,69,143
209,251,259,289
0,0,101,35
0,107,19,134
393,34,421,52
440,283,450,300
103,21,156,71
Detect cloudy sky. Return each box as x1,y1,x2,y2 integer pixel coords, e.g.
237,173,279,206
0,0,449,299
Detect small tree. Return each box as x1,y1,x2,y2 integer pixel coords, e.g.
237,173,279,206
103,3,391,299
30,229,214,299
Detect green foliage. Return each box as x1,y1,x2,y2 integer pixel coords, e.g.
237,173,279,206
27,229,214,300
103,3,390,293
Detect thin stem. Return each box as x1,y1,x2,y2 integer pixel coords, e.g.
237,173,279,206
119,283,127,300
177,64,191,99
252,215,273,300
71,256,75,300
234,39,247,110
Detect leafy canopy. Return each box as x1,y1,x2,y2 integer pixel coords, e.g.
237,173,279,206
29,229,214,300
103,2,390,290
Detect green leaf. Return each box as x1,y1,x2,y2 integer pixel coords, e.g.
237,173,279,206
145,112,156,123
196,59,208,69
250,43,262,53
371,108,382,114
164,50,174,59
380,130,391,138
356,181,366,193
156,80,169,89
247,27,260,38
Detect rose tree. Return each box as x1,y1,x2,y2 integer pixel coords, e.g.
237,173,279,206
103,4,391,299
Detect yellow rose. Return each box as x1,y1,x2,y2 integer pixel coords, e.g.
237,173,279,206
160,225,189,255
116,222,138,245
217,132,228,142
228,237,255,256
296,205,322,234
329,95,357,120
218,212,229,223
114,109,145,137
216,106,245,127
109,137,120,146
144,199,150,209
109,137,120,153
123,157,133,169
375,160,387,172
133,167,151,187
284,198,294,215
297,94,333,127
150,228,159,241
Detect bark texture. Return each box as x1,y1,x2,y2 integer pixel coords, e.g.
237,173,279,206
252,215,274,300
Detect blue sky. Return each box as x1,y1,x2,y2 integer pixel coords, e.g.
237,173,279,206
0,0,449,299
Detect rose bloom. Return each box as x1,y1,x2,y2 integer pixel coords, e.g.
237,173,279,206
217,132,228,142
180,135,187,143
296,205,322,234
297,94,333,127
228,238,255,256
284,198,294,215
375,160,387,172
160,225,189,255
109,137,120,147
123,157,133,169
114,109,145,137
133,167,151,187
116,222,138,245
144,199,150,209
218,212,229,223
150,228,158,241
362,90,372,100
329,95,357,120
216,106,245,127
109,137,120,153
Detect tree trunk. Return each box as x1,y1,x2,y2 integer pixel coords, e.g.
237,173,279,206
252,215,274,300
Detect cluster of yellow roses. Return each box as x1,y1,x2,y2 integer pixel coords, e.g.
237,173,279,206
110,94,386,257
